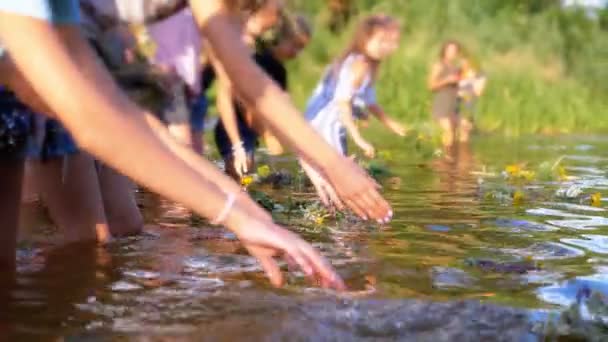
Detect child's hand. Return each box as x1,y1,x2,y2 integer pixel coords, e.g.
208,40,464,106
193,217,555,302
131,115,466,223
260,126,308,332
232,143,249,177
227,210,345,290
301,161,345,210
388,120,407,137
446,74,461,85
322,156,392,223
360,141,376,159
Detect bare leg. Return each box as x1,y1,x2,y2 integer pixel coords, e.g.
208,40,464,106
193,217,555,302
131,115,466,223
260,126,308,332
437,117,455,148
97,164,143,237
0,161,24,272
458,118,473,143
31,154,111,244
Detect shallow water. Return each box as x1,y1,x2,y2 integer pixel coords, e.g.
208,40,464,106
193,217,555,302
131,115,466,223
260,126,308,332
4,135,608,340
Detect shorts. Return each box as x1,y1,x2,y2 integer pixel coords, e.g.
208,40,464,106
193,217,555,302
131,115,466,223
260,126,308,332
190,95,207,133
0,88,34,160
28,116,79,161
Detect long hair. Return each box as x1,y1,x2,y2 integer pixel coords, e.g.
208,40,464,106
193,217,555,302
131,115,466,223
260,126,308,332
333,14,397,72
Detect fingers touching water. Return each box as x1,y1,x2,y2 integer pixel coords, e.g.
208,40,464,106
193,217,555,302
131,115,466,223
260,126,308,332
301,158,392,223
230,217,345,291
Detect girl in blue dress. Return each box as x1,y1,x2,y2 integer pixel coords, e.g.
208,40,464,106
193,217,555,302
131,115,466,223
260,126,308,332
305,15,405,158
301,15,405,209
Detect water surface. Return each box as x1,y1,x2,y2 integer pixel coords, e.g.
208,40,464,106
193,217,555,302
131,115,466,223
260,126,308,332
4,134,608,340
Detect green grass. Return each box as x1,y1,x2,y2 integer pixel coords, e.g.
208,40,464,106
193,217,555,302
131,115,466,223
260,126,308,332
284,0,608,135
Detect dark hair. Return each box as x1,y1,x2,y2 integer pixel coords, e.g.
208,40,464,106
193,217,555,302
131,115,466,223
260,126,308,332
225,0,276,15
439,40,461,60
269,12,312,46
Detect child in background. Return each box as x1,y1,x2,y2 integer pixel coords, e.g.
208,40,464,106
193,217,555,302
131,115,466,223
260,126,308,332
214,13,312,180
0,0,391,286
304,15,404,159
428,40,463,148
457,58,487,143
206,0,283,179
301,14,404,208
258,15,312,156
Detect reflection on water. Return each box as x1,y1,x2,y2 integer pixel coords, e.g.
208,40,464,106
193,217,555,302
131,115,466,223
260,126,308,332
3,135,608,339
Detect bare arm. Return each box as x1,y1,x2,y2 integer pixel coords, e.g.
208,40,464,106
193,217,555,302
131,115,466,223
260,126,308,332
189,1,391,222
336,57,374,156
339,102,373,157
0,14,344,290
428,63,457,91
0,18,243,223
207,47,243,149
367,104,406,137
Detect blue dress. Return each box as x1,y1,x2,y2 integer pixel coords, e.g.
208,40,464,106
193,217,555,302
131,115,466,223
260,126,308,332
305,53,376,155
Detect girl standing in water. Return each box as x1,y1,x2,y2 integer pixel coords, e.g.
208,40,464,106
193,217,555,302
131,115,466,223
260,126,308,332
208,0,282,179
0,0,391,288
304,15,405,159
301,15,405,208
428,40,463,148
214,13,312,180
457,57,487,143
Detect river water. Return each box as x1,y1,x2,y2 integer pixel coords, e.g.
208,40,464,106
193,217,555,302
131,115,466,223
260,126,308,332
3,134,608,341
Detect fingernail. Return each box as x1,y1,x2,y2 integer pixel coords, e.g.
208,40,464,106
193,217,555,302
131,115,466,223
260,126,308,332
389,210,394,217
376,219,383,224
362,216,368,220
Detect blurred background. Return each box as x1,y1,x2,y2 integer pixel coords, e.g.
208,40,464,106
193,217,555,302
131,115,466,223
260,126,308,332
284,0,608,136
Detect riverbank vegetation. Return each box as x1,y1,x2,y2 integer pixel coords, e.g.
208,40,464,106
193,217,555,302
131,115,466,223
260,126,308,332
286,0,608,135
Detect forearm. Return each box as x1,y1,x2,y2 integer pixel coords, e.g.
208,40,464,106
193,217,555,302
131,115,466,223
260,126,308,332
339,103,367,147
217,84,242,147
144,113,243,195
0,16,243,227
368,104,389,125
368,104,395,130
429,79,447,91
191,1,341,171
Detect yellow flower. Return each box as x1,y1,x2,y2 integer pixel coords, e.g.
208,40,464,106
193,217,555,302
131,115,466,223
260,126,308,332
520,170,536,182
257,164,271,178
513,190,525,205
591,192,602,207
241,175,254,187
505,164,521,176
314,216,325,225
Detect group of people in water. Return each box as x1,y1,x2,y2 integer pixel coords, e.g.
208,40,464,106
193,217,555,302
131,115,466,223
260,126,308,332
0,0,486,291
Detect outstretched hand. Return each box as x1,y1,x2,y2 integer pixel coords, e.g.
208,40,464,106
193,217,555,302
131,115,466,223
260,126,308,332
387,119,407,137
232,144,249,177
324,156,391,223
232,218,346,290
301,157,392,224
301,160,345,210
